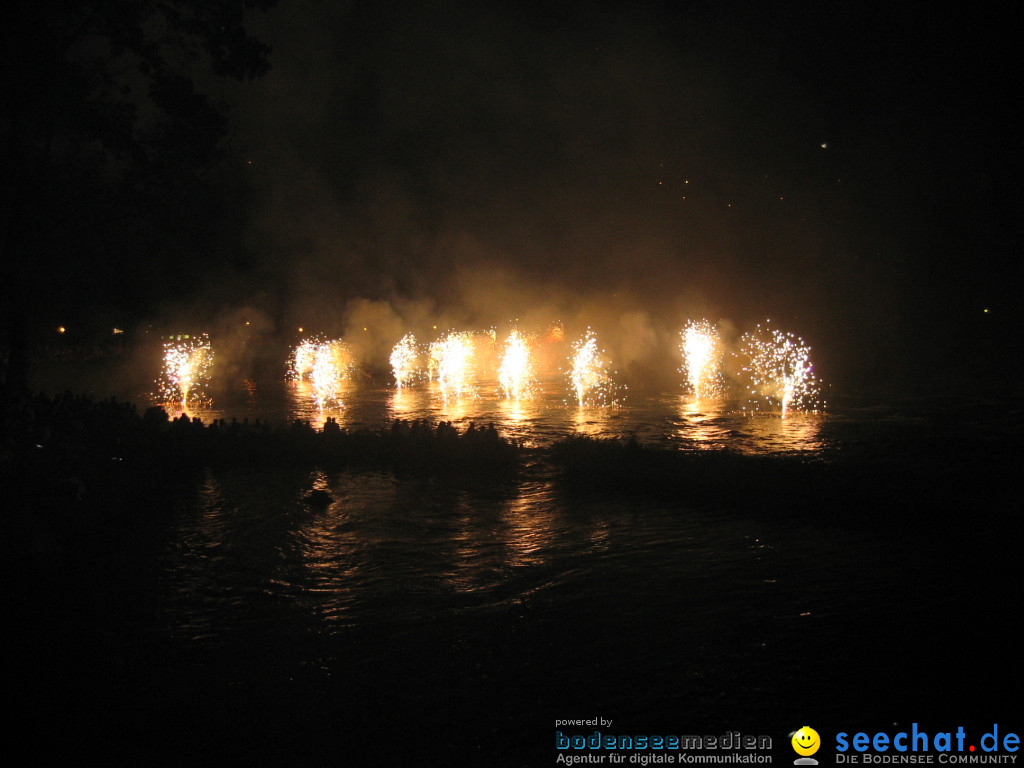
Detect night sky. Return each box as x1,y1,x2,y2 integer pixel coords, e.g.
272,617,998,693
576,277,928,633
12,0,1021,393
5,5,1020,760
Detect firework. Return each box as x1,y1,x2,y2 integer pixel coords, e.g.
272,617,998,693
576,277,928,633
291,338,354,409
739,322,821,415
159,335,213,407
498,329,536,400
570,329,619,407
434,331,477,402
680,320,723,399
292,339,318,379
390,333,419,388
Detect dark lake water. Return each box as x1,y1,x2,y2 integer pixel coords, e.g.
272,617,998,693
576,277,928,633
14,359,1024,765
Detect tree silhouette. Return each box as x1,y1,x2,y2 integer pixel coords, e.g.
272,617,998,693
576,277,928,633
1,0,275,390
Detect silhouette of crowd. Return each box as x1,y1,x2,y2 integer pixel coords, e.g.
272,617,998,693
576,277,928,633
1,390,520,521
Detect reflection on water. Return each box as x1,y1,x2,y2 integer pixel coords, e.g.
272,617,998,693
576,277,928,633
165,451,891,653
671,395,826,454
157,461,945,716
162,466,776,638
501,487,560,569
736,411,826,453
156,374,828,454
387,386,429,421
98,391,1013,762
571,405,614,439
673,397,732,448
290,379,356,425
23,352,1018,760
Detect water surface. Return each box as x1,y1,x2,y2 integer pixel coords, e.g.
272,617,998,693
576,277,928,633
16,359,1022,763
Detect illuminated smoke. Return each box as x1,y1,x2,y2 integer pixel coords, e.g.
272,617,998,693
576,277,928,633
427,339,442,382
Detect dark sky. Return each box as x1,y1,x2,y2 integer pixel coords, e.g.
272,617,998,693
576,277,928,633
187,0,1017,390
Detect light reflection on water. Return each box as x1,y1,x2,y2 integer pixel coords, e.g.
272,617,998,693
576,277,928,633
141,395,1001,747
26,352,1018,755
160,461,883,653
145,378,983,728
162,375,827,454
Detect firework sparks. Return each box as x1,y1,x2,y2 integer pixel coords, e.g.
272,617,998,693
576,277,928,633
291,338,354,410
390,333,419,388
292,339,318,380
570,329,619,407
434,331,477,402
680,320,723,399
739,322,821,415
498,329,536,401
159,335,213,408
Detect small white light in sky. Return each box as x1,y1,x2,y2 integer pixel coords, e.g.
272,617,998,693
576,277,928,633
820,142,828,149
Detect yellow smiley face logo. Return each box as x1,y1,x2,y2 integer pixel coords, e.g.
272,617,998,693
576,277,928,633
792,726,820,756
